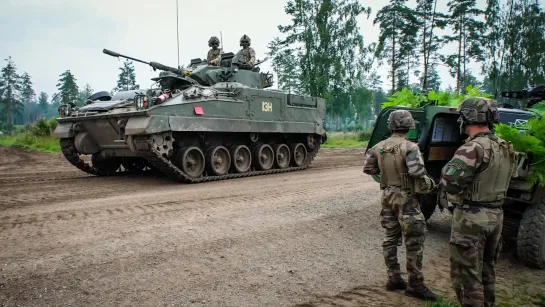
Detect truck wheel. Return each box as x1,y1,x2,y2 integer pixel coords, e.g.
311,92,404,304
420,194,437,221
516,198,545,269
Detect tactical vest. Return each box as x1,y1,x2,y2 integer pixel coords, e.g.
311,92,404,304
449,135,515,206
375,136,415,191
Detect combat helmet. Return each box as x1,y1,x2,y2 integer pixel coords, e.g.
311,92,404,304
387,110,415,131
457,97,499,131
208,36,220,47
240,35,251,47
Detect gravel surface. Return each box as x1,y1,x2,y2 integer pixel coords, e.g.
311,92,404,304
0,146,543,307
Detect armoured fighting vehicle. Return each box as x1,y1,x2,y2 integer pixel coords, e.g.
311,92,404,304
54,49,327,183
366,86,545,269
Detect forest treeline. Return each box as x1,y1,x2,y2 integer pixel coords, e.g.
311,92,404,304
268,0,545,130
1,0,544,133
0,58,138,133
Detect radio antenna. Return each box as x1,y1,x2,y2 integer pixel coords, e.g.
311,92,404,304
176,0,180,68
220,31,223,50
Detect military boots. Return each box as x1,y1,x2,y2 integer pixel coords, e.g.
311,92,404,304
385,276,407,291
405,283,437,301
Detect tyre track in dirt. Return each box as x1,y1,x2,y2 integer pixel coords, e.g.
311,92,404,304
0,173,364,240
2,146,544,307
1,185,389,307
2,146,401,307
2,146,509,307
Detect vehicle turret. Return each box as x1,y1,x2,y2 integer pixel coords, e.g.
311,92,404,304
102,48,273,90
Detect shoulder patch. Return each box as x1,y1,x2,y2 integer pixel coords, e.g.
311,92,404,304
445,166,457,176
444,161,464,176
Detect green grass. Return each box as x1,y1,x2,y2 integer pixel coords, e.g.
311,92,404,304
496,280,545,307
322,131,369,148
0,134,60,152
0,135,16,147
425,296,459,307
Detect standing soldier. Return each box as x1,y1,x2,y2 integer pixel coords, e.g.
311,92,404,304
207,36,222,66
363,110,438,302
236,34,256,69
440,98,516,307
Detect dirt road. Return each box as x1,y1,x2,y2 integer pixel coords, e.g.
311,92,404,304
0,146,543,307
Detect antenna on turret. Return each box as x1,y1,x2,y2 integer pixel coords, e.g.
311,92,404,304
176,0,180,68
220,31,223,50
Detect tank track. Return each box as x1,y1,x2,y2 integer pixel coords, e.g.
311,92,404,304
144,137,321,184
60,138,112,176
60,138,148,176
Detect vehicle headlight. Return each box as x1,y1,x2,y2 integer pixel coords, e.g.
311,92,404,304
134,95,148,109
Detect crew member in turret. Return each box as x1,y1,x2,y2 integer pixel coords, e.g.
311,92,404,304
207,36,222,66
236,34,256,69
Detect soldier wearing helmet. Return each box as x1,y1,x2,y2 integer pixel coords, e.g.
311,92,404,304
235,34,256,69
207,36,222,66
440,97,516,307
363,109,437,301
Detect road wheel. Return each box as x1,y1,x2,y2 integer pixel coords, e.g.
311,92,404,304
253,144,274,170
207,146,231,176
230,145,251,173
517,197,545,269
177,146,205,178
274,144,290,169
291,143,307,167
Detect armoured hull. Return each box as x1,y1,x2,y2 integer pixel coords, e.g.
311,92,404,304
54,81,327,183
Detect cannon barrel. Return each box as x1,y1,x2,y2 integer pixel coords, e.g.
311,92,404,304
149,62,185,76
103,49,150,65
103,48,184,75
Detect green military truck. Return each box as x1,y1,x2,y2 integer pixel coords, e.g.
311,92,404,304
365,87,545,269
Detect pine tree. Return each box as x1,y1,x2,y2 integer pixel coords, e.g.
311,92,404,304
415,0,448,92
56,70,79,106
77,83,94,106
20,72,36,124
419,65,442,91
270,0,374,99
499,0,545,92
115,60,139,92
38,92,48,116
442,0,486,93
373,0,420,93
0,56,23,133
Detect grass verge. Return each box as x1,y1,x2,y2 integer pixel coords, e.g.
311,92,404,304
322,131,369,148
0,118,61,153
0,135,60,153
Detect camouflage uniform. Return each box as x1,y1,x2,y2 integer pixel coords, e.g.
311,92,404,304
236,34,256,68
207,36,222,66
363,110,437,301
440,97,516,307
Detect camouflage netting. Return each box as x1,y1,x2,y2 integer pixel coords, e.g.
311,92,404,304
381,86,545,186
494,101,545,186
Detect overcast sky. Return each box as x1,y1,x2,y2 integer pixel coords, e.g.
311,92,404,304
1,0,495,99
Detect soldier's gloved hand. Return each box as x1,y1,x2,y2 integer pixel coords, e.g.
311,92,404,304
419,175,436,194
436,184,453,213
428,176,437,191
